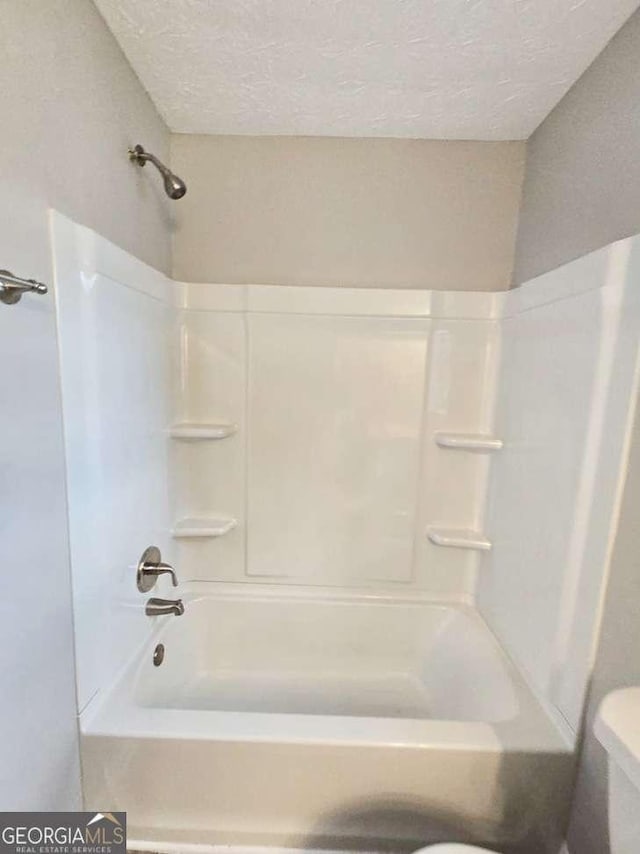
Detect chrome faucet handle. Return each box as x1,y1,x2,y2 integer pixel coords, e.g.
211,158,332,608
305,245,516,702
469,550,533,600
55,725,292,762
145,597,185,617
136,546,178,593
144,562,178,585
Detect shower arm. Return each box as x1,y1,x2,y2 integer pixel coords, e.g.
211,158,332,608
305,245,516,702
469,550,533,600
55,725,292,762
129,145,169,174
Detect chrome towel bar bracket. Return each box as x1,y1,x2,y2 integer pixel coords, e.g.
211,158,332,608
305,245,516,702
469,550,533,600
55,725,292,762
0,269,48,305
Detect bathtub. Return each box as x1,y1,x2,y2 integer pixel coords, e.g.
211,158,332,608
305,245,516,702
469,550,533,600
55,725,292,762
81,587,573,854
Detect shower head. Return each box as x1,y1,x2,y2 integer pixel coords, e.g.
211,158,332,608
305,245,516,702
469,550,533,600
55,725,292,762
128,144,187,200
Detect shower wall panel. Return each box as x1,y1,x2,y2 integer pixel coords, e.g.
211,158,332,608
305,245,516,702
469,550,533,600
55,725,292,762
480,237,640,734
171,308,247,582
173,285,499,597
247,313,428,584
52,212,173,711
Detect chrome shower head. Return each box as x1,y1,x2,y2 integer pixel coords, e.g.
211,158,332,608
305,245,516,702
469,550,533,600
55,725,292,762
163,171,188,200
128,144,187,200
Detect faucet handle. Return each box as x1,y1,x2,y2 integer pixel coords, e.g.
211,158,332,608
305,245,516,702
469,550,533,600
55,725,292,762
136,546,178,593
145,597,185,617
144,563,178,587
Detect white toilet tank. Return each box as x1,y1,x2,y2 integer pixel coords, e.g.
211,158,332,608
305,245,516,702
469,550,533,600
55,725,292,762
606,765,640,854
594,687,640,854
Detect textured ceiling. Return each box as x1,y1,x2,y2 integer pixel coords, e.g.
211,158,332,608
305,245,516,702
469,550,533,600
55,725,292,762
95,0,640,140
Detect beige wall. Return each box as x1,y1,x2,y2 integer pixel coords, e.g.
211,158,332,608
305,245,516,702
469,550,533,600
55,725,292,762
171,135,525,290
0,0,170,809
514,8,640,283
0,0,172,276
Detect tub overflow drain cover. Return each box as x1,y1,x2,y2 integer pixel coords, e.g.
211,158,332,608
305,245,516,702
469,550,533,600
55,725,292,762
153,643,165,667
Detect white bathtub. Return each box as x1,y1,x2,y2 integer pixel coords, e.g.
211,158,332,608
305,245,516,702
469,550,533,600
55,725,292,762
81,588,573,854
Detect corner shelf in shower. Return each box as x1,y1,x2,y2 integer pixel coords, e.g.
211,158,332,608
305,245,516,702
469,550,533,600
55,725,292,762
172,517,238,539
169,422,237,441
434,433,503,451
427,527,492,551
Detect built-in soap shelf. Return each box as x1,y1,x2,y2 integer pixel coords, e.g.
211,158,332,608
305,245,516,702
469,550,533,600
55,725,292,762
172,517,238,539
434,432,503,451
169,422,237,440
427,527,492,551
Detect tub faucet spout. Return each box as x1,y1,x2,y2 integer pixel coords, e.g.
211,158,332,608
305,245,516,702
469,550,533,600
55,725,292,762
145,597,185,617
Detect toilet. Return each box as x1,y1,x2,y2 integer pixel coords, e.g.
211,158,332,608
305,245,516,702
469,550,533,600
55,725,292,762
415,845,498,853
594,687,640,854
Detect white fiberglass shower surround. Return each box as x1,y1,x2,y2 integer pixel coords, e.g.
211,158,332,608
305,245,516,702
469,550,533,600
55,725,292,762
51,211,640,854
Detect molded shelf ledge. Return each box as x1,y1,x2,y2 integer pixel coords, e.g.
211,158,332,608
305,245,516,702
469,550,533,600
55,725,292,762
169,422,237,440
172,517,238,539
435,433,503,451
427,527,492,551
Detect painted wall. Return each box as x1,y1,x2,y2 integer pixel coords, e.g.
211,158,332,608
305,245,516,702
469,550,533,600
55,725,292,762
514,7,640,283
0,0,170,810
171,135,525,290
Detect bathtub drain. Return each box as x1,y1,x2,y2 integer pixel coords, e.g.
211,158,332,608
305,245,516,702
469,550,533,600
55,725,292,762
153,643,165,666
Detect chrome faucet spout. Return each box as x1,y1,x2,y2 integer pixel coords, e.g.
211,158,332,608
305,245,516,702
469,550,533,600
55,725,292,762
145,597,185,617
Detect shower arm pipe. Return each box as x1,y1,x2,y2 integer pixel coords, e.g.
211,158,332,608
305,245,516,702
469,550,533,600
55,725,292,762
129,145,169,174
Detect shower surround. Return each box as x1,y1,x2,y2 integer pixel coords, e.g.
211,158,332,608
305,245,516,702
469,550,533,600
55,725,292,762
51,212,640,853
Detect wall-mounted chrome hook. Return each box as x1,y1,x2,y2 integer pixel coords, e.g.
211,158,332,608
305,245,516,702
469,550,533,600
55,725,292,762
0,269,48,305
